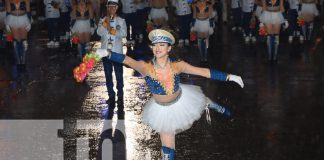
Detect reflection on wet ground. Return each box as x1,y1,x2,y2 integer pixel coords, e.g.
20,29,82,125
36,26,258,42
1,18,324,159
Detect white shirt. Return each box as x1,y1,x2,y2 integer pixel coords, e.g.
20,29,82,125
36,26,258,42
241,0,254,12
231,0,241,8
121,0,137,13
60,0,70,13
171,0,192,16
287,0,299,10
44,0,61,18
97,16,127,54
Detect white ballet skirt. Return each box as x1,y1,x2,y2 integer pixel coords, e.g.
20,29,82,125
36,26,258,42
6,14,31,31
192,19,214,35
259,11,285,24
301,3,319,16
72,19,91,33
142,84,207,134
149,8,168,20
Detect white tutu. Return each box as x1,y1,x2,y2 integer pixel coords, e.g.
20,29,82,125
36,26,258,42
142,84,207,134
72,19,91,33
149,8,168,20
6,14,31,29
0,11,6,23
301,3,319,16
192,19,214,35
259,11,284,24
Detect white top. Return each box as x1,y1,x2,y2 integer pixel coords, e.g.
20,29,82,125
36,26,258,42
97,16,127,54
44,0,61,18
231,0,242,8
60,0,71,13
171,0,192,15
241,0,255,12
120,0,137,13
287,0,299,10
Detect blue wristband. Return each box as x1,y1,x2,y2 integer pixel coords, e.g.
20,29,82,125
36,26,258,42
210,69,227,81
110,51,126,63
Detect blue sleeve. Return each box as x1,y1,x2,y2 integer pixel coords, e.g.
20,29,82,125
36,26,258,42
210,69,227,81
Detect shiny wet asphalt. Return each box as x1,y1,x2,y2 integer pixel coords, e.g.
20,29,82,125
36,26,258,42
0,17,324,160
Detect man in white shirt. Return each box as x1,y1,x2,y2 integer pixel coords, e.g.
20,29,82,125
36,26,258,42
44,0,61,47
97,0,127,119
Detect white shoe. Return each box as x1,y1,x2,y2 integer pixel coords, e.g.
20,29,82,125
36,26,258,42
178,39,184,47
299,36,304,43
251,36,256,43
231,27,237,31
288,36,293,43
244,36,250,43
296,31,300,36
47,41,54,47
184,39,190,46
54,41,60,47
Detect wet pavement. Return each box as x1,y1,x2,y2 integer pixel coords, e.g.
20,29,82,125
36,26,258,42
1,16,324,160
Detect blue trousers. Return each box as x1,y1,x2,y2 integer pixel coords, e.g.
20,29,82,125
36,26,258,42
177,14,192,40
102,57,124,98
232,8,242,28
287,9,300,36
47,18,60,41
121,12,138,40
242,11,255,36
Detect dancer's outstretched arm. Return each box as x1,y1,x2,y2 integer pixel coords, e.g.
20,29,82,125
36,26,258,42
176,60,244,88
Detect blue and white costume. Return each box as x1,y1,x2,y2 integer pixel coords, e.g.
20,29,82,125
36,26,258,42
259,0,284,24
6,0,31,31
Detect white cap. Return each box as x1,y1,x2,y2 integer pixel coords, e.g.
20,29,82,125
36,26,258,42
148,29,175,45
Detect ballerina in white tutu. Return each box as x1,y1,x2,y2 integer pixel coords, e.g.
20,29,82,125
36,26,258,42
96,29,244,160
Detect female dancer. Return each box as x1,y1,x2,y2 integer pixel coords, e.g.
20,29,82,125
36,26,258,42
96,29,244,159
149,0,168,29
259,0,287,61
191,0,214,63
299,0,319,41
71,0,95,59
5,0,31,70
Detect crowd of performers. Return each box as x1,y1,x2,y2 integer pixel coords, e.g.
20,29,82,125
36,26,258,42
0,0,323,72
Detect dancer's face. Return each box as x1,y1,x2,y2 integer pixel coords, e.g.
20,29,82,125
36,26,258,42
151,43,171,59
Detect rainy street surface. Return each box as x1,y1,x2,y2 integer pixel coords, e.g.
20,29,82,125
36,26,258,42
1,16,324,160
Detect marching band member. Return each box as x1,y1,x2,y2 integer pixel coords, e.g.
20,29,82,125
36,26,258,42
97,0,127,119
5,0,32,71
191,0,214,63
299,0,319,41
259,0,287,61
95,29,244,160
71,0,95,59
